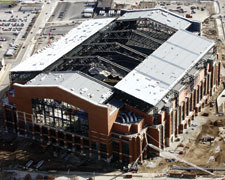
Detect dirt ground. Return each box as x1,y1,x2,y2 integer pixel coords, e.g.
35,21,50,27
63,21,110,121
139,85,225,178
137,3,225,177
0,132,116,174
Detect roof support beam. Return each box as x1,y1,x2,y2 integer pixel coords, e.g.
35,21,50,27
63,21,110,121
64,56,131,73
83,42,147,59
94,51,142,63
126,40,157,51
136,18,176,35
105,29,164,44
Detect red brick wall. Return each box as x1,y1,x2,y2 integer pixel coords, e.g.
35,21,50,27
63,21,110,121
13,84,111,135
108,108,120,133
112,122,130,133
124,104,153,125
179,69,205,106
148,127,160,153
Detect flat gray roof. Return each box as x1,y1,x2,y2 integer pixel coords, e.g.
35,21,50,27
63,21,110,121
118,8,192,30
97,0,113,8
18,72,113,106
115,29,215,106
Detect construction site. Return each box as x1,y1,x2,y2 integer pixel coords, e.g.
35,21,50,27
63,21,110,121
1,0,225,180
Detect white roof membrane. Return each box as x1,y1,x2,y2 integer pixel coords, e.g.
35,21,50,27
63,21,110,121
118,8,192,30
11,18,115,72
21,72,113,106
115,29,215,106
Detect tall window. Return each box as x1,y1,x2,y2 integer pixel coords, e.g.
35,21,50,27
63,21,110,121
32,98,89,136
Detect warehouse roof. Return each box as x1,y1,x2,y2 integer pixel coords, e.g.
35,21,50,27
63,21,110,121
118,8,192,30
11,18,115,72
115,29,215,106
19,72,113,106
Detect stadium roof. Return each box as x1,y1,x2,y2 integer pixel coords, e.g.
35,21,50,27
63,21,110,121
115,29,215,106
118,8,192,30
11,18,115,72
16,72,113,106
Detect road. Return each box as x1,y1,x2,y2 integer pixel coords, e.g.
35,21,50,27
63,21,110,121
15,0,58,65
4,169,224,180
217,0,225,40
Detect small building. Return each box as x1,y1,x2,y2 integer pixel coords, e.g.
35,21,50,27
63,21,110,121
96,0,114,14
139,1,156,9
20,3,42,12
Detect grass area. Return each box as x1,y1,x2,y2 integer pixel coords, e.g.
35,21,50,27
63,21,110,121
0,0,16,4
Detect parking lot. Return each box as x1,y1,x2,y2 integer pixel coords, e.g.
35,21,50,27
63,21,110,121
0,34,15,58
0,9,37,58
49,2,86,22
34,1,89,53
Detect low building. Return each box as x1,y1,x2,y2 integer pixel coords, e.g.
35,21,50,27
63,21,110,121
96,0,114,14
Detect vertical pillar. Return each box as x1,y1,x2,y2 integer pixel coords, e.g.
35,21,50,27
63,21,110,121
89,139,92,157
203,79,206,96
190,93,193,112
97,141,101,160
72,134,75,152
119,138,122,162
209,72,213,96
211,65,215,91
32,123,35,140
3,108,8,132
206,74,209,95
129,138,134,163
200,82,203,100
214,65,217,86
186,97,190,116
24,112,27,137
199,84,202,111
64,132,67,149
178,106,181,127
55,130,58,146
133,137,137,163
80,137,83,154
193,89,197,110
137,136,143,162
48,127,50,144
174,107,179,135
106,140,112,163
172,110,175,136
40,125,43,142
11,109,17,134
182,101,186,120
218,62,221,86
197,85,200,104
165,112,171,140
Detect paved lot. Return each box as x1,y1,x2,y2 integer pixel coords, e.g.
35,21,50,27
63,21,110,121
156,1,212,22
0,0,58,101
0,9,36,58
49,2,86,22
